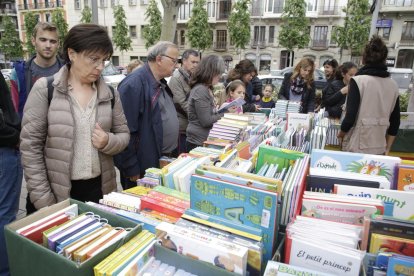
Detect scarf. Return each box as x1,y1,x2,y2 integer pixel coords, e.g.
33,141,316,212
290,77,305,95
356,63,390,78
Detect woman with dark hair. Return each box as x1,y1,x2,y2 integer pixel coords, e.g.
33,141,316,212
321,62,357,118
323,58,339,82
278,57,316,113
338,35,400,155
227,59,259,112
0,72,22,275
20,24,130,210
186,55,227,152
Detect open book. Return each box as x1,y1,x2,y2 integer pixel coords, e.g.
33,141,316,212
218,97,246,113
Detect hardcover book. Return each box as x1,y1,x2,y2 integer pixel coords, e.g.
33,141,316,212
310,149,401,188
190,174,278,262
387,255,414,276
264,261,332,276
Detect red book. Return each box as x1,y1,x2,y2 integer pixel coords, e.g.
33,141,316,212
146,191,190,209
20,214,71,244
140,196,185,218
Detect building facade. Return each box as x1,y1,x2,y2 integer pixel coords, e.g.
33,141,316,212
11,0,414,71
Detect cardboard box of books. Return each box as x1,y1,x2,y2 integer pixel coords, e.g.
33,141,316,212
4,199,141,276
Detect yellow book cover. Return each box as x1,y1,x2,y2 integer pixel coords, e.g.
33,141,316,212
94,231,150,276
123,186,151,197
106,235,155,276
369,233,414,255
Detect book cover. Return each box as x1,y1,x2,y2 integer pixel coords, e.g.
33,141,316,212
176,218,262,276
310,149,401,187
369,233,414,256
115,240,156,276
218,98,246,113
140,196,185,218
146,191,190,209
334,185,414,221
306,174,380,194
387,255,414,276
286,236,364,276
152,185,190,201
190,174,278,263
182,210,263,242
156,222,248,275
286,113,311,132
264,261,332,276
256,145,304,174
396,165,414,191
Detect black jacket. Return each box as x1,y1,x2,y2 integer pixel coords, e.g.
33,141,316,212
0,72,20,148
321,79,346,118
278,72,316,113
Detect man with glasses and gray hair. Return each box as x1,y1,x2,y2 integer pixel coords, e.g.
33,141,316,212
115,41,180,189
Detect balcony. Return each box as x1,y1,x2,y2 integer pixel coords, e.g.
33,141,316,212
217,0,231,20
310,39,329,50
213,41,227,51
0,8,17,14
18,1,63,10
250,39,267,49
382,0,414,12
318,5,343,16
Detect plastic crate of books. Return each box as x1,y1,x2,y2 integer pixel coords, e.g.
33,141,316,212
5,199,141,276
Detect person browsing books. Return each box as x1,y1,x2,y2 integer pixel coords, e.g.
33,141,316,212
258,84,276,109
20,24,130,210
338,35,400,155
278,57,316,114
0,71,22,276
226,59,260,112
219,80,246,114
114,41,180,189
169,49,200,155
321,62,357,119
186,55,235,152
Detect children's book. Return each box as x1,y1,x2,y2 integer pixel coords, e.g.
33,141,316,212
256,145,304,174
310,149,401,188
386,254,414,276
396,164,414,191
156,222,248,275
334,184,414,221
306,174,381,193
286,113,311,132
190,174,278,263
264,261,332,276
218,98,246,113
369,233,414,256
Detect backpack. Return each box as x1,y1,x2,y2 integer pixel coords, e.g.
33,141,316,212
46,76,115,108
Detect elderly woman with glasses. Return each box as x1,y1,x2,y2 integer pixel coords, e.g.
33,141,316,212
20,24,130,211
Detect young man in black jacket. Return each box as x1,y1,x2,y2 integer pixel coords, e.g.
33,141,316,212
0,72,22,276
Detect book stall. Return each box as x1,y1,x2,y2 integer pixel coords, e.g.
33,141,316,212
5,106,414,276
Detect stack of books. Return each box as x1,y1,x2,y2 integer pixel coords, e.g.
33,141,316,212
138,168,164,187
207,117,247,144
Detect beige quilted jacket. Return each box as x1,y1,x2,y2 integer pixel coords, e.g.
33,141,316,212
20,66,130,209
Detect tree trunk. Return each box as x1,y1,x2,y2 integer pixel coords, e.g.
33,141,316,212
160,0,184,42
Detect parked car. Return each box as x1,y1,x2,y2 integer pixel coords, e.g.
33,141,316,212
1,68,12,80
257,74,284,87
102,61,125,88
277,67,327,90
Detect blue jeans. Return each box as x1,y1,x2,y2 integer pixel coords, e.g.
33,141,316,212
0,148,22,276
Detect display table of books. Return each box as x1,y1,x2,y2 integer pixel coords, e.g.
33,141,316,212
6,110,414,276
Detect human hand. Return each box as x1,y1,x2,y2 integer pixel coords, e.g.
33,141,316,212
128,175,140,182
92,123,109,149
254,95,260,101
341,86,349,95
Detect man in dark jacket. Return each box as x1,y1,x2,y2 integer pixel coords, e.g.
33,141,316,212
0,72,22,276
114,41,179,189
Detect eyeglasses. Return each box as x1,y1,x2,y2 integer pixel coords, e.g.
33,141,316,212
162,55,178,65
87,56,107,68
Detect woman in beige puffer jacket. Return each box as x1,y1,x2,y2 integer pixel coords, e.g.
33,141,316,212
20,24,130,210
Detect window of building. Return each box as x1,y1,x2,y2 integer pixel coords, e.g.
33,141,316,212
377,27,391,40
280,50,294,69
268,26,275,43
266,0,283,13
100,0,107,7
218,0,231,19
401,21,414,41
313,26,328,47
130,56,138,60
112,26,116,36
34,0,38,8
129,0,137,5
45,13,51,22
397,49,414,68
129,26,137,38
395,0,413,6
180,30,185,46
23,0,28,9
307,0,317,12
74,0,81,9
140,25,147,38
260,54,271,71
179,1,193,20
254,26,266,44
216,30,227,49
112,56,119,66
207,0,216,18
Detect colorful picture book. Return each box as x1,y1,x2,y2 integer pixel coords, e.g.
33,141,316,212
190,174,278,263
264,260,332,276
310,149,401,188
